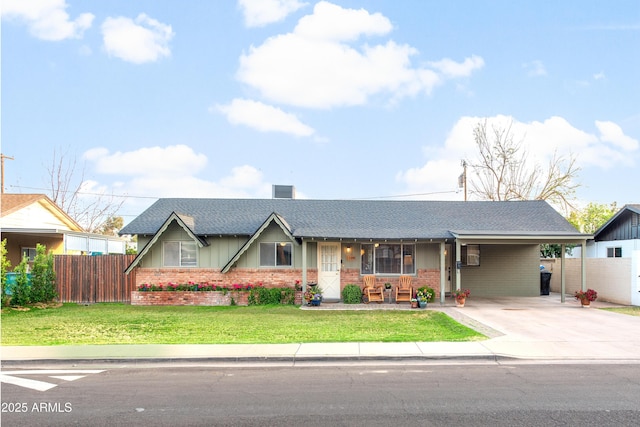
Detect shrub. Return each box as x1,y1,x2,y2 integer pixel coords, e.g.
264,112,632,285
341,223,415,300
11,256,31,307
1,239,11,307
29,244,58,303
342,284,362,304
248,287,297,305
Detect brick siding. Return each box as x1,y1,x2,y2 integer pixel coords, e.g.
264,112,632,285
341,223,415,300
131,291,303,306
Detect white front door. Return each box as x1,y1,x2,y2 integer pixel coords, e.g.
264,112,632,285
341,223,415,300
318,242,341,300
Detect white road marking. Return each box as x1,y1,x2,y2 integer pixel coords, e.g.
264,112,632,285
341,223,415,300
0,374,57,392
1,369,105,392
48,375,87,381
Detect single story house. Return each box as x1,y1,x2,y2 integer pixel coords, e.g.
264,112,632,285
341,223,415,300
1,193,127,266
563,204,639,305
120,197,590,304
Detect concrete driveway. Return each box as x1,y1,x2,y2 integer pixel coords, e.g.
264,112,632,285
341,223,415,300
445,294,640,360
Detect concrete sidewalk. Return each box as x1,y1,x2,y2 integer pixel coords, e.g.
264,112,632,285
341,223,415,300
3,295,640,364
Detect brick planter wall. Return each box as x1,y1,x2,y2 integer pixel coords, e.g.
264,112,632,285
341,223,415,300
134,268,317,289
131,291,303,306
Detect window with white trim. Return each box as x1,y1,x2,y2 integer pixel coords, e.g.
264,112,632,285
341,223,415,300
163,241,197,267
360,243,415,275
461,245,480,266
607,247,622,258
260,242,292,267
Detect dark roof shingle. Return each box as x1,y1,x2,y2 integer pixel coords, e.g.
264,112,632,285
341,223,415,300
120,198,582,240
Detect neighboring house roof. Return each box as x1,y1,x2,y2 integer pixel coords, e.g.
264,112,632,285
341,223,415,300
593,204,640,240
120,198,584,241
1,193,83,231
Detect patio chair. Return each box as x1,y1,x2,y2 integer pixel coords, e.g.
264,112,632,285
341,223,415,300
395,275,413,303
363,275,384,303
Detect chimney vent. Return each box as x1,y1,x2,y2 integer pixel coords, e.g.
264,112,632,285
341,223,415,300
272,185,296,199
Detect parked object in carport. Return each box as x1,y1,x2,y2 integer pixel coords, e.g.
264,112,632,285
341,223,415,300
540,270,552,295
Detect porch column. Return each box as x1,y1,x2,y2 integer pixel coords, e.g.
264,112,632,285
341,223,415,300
560,244,566,303
581,240,587,292
455,239,461,291
440,241,446,305
302,239,308,295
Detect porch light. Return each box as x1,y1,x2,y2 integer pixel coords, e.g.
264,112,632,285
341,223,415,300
346,245,352,253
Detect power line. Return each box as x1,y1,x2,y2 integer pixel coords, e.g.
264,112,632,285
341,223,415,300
9,184,462,203
8,185,158,200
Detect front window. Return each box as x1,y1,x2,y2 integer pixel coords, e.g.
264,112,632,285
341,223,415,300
260,242,292,267
163,241,197,267
360,243,415,275
607,247,622,258
461,245,480,266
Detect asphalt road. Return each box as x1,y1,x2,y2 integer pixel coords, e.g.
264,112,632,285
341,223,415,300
2,361,640,426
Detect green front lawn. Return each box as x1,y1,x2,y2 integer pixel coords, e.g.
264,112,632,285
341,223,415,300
602,306,640,317
0,304,485,345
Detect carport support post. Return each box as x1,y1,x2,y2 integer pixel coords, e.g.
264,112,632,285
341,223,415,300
581,240,587,292
440,241,446,305
455,239,461,292
301,239,308,296
561,244,566,303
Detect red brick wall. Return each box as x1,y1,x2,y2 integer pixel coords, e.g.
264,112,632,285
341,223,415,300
131,291,303,306
134,267,441,299
135,268,317,288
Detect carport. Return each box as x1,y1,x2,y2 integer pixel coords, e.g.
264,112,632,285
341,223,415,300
446,230,592,304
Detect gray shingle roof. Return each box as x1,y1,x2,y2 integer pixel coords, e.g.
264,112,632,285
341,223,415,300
120,198,582,240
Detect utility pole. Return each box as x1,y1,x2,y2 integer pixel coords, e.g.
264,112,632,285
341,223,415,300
458,160,467,201
1,154,14,194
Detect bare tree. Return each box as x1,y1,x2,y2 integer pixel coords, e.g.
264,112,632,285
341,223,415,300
467,120,580,212
47,148,125,233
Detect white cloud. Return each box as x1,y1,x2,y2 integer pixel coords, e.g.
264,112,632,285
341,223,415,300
236,1,482,109
593,71,606,80
1,0,94,41
84,145,207,177
238,0,307,27
523,60,547,77
428,55,485,78
595,120,639,151
215,98,315,136
82,146,272,200
294,1,392,41
397,115,639,198
101,14,174,64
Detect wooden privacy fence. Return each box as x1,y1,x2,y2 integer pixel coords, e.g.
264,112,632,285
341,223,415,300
55,255,137,303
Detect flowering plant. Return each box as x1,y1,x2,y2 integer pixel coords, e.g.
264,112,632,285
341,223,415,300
416,288,432,302
575,288,598,302
452,289,470,299
303,283,322,302
136,282,262,293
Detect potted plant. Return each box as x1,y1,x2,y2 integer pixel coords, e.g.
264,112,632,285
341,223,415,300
416,288,432,308
574,288,597,307
410,298,418,308
384,282,392,290
453,289,470,307
304,284,323,306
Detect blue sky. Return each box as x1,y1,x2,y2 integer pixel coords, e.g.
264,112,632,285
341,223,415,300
2,0,639,226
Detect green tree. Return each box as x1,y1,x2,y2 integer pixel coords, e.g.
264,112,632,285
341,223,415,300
30,244,58,303
568,202,617,234
1,239,12,306
11,256,31,307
